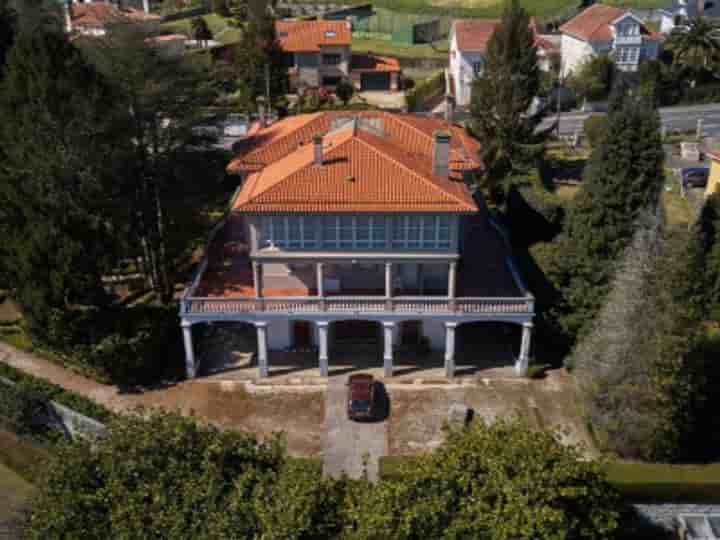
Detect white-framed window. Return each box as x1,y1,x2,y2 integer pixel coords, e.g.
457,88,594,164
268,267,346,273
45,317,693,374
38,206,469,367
391,215,452,250
321,216,387,249
616,46,640,63
617,22,639,36
260,216,318,249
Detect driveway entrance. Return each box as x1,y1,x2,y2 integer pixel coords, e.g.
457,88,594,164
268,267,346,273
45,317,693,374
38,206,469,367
323,376,388,480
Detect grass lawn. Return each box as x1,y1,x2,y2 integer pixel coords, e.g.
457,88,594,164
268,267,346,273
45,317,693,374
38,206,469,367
606,461,720,502
0,461,33,533
352,37,448,61
162,13,242,45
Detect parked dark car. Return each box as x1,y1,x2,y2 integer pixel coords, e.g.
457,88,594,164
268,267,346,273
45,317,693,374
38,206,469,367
682,167,710,188
347,374,375,421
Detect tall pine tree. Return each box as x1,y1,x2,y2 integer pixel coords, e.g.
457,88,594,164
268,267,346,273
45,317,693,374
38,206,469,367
0,29,125,340
469,0,545,197
552,93,665,343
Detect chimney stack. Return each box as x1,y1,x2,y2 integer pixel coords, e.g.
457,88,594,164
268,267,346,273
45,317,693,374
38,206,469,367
432,130,451,177
313,134,323,166
257,97,267,128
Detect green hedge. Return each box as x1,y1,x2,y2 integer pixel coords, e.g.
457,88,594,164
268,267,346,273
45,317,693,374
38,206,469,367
405,70,444,112
380,456,720,502
0,361,114,424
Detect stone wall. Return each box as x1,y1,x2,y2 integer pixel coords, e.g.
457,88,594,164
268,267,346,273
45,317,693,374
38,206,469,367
631,503,720,532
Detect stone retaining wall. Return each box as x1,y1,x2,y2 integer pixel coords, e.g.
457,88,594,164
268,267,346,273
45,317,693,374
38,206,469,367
632,503,720,532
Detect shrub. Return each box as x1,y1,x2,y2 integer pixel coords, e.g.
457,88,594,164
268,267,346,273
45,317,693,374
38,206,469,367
405,70,444,112
335,79,354,105
583,113,606,147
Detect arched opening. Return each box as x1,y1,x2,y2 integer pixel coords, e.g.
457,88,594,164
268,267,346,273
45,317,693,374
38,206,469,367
456,321,521,374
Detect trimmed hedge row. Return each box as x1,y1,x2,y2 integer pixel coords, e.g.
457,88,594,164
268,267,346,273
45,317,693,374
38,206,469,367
379,456,720,503
0,361,114,424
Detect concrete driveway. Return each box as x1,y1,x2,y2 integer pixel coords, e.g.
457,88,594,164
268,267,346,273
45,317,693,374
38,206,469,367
322,377,388,481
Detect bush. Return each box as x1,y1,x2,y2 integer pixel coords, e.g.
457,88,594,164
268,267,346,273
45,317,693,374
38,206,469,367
583,113,606,147
335,79,354,105
0,361,114,424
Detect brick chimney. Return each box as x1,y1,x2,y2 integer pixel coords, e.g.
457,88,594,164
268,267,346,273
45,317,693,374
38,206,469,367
313,134,323,166
432,130,451,177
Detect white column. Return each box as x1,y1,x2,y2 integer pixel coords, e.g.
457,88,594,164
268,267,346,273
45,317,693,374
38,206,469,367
142,0,150,13
382,322,395,378
385,262,393,298
256,322,268,378
316,262,324,298
253,261,263,298
444,322,457,378
515,322,533,376
181,319,196,379
448,262,457,299
318,321,329,377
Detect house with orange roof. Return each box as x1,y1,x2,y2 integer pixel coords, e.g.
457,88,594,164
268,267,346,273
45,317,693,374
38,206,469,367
277,19,401,92
61,1,160,37
559,4,660,78
179,111,534,380
448,19,557,107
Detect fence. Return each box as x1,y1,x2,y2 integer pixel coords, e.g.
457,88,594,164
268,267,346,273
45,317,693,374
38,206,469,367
0,376,107,442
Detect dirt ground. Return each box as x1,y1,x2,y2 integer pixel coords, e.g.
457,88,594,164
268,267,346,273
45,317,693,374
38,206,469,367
387,369,596,457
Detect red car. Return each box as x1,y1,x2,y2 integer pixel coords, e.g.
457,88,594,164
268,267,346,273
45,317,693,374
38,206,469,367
347,374,375,421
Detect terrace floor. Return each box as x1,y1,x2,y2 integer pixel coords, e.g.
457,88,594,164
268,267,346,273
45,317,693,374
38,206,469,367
193,214,523,300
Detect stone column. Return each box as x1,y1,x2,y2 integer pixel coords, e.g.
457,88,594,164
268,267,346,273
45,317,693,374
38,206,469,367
448,261,457,299
444,322,457,378
515,322,533,376
181,319,196,379
253,261,263,298
316,262,325,298
317,321,329,377
256,322,269,378
382,321,395,378
385,262,393,298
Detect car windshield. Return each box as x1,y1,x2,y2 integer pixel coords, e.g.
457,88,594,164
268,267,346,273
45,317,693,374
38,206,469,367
351,400,371,410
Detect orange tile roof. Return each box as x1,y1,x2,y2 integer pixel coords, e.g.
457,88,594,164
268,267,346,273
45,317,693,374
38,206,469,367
232,119,479,214
275,20,351,52
71,2,160,28
228,111,482,176
707,150,720,161
560,4,647,42
453,18,552,53
453,19,501,53
350,54,401,72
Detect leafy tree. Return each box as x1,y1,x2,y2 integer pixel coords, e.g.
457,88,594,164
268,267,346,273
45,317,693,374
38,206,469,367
79,23,218,301
230,13,288,108
572,210,703,461
335,78,355,105
28,410,286,539
0,0,16,74
667,16,720,75
191,16,214,47
0,28,125,339
549,92,665,343
470,0,546,200
345,419,621,540
569,54,614,103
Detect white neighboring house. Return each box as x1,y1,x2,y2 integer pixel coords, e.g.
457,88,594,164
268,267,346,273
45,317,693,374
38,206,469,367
559,4,661,78
659,0,720,33
447,19,557,108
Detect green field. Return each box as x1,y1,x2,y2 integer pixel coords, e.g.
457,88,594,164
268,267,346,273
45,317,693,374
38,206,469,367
162,13,242,45
344,0,668,18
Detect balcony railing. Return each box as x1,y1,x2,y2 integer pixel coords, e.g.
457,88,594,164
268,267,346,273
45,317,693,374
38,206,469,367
180,295,535,317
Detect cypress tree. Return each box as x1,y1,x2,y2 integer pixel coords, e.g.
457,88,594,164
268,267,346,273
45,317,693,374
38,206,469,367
553,93,665,342
469,0,545,195
0,0,16,75
0,29,124,340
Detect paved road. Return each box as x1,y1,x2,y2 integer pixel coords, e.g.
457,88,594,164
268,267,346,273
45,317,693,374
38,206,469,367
539,103,720,137
322,377,388,481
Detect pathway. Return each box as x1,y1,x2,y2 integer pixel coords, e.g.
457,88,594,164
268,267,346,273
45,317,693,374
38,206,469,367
322,377,388,481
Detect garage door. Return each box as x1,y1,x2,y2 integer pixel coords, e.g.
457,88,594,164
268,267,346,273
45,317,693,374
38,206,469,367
361,72,390,91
